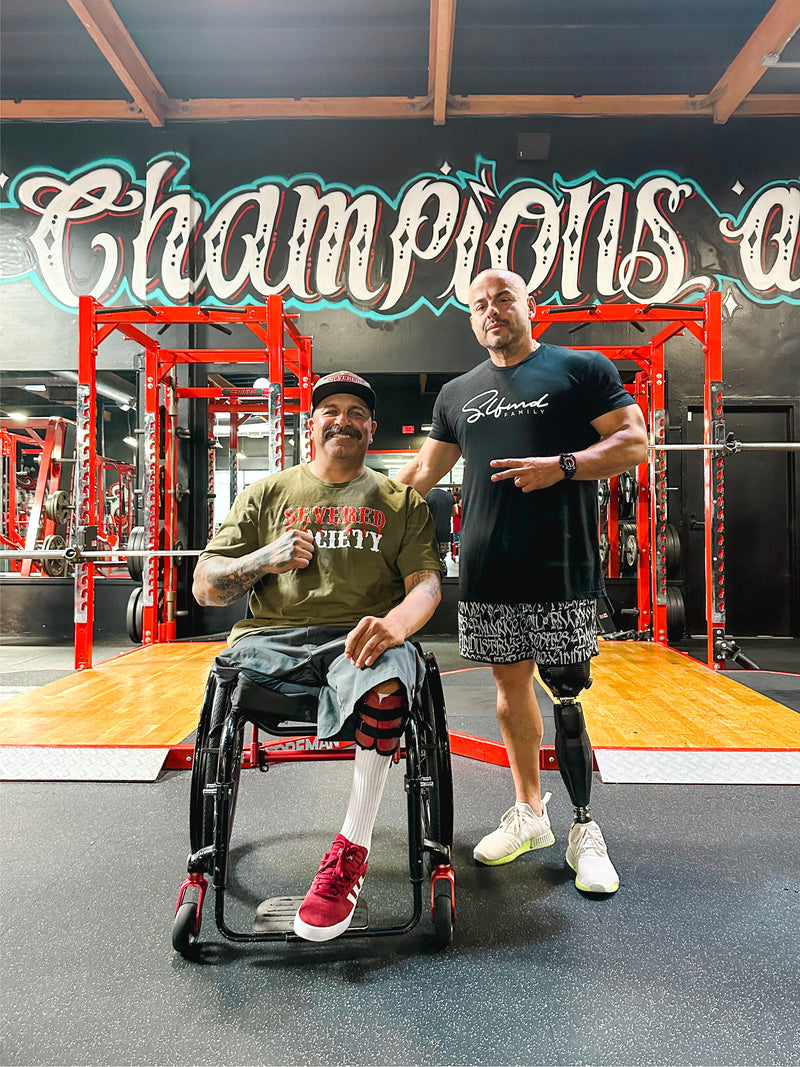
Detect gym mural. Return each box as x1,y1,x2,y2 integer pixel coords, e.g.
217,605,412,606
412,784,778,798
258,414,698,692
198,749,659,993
1,152,798,316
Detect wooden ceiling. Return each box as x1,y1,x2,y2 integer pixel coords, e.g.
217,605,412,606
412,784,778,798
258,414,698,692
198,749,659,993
1,0,799,127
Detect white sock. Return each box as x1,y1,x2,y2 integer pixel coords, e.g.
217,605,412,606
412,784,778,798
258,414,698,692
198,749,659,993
339,745,392,853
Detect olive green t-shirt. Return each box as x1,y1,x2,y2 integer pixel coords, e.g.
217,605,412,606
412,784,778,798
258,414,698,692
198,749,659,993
199,464,440,645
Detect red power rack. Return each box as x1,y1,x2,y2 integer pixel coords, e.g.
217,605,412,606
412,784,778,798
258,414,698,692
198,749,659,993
530,294,725,669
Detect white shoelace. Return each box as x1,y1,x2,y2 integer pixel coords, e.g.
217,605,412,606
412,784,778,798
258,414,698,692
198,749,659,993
574,822,607,856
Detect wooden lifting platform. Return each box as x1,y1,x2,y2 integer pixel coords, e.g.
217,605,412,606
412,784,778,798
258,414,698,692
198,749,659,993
1,640,797,784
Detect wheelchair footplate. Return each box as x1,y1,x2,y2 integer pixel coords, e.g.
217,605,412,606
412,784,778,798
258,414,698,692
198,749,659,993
253,895,369,934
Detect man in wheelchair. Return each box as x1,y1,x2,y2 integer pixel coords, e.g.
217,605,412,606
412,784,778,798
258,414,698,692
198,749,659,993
192,371,442,942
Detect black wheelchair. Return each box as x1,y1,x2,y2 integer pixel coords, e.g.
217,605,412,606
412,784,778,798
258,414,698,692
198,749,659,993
171,643,455,957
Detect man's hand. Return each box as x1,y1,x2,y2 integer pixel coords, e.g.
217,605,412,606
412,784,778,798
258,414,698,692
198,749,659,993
345,615,406,669
490,456,562,492
265,528,315,573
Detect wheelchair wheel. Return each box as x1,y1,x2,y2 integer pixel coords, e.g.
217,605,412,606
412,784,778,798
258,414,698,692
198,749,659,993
418,652,454,868
432,878,455,945
172,901,200,958
189,672,244,856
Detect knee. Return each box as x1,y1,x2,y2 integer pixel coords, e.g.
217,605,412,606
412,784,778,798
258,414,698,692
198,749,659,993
355,683,408,756
538,660,592,702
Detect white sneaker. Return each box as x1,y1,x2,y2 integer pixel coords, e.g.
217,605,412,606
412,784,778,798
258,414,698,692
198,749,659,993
473,792,555,865
565,820,619,893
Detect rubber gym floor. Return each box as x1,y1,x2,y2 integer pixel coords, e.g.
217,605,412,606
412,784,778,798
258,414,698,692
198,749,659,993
1,635,798,1067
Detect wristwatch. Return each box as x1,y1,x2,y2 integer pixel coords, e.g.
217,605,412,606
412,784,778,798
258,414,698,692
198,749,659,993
559,453,577,480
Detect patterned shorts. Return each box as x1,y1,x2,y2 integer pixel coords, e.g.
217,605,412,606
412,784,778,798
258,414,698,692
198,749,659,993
458,598,599,666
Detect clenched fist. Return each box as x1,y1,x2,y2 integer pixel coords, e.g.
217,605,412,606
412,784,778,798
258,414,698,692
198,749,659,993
264,528,315,573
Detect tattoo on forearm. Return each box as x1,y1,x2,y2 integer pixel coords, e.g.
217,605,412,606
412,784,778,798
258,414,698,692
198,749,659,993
203,555,271,605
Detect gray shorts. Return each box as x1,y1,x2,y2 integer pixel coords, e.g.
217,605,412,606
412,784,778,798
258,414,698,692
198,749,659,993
221,626,425,740
458,599,599,666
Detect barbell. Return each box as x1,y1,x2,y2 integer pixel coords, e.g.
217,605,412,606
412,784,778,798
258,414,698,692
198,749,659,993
649,436,800,453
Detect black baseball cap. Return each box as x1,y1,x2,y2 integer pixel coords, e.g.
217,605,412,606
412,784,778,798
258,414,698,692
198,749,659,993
311,370,376,415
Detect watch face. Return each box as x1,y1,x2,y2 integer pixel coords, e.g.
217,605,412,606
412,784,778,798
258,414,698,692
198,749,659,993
560,453,577,477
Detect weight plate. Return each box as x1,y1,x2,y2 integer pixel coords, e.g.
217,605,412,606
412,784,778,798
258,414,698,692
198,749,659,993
618,523,637,570
42,534,67,577
126,586,143,644
599,532,609,567
597,481,610,509
618,471,636,506
624,533,638,568
665,524,682,576
127,526,145,582
44,490,70,526
666,587,686,642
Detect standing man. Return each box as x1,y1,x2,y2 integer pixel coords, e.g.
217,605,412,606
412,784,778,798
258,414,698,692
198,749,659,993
193,371,441,940
397,270,647,894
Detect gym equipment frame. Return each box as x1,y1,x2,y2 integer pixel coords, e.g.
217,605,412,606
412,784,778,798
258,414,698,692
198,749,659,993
71,296,312,669
530,295,728,668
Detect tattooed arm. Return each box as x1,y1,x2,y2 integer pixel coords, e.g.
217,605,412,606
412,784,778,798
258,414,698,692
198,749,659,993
344,569,442,669
192,529,315,607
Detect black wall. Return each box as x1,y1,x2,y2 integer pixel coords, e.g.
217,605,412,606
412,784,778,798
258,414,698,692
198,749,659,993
1,115,798,636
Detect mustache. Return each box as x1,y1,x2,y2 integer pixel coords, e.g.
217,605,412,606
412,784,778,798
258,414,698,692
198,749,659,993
323,426,362,440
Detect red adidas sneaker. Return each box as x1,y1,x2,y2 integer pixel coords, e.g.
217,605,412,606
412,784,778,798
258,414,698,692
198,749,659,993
293,834,368,942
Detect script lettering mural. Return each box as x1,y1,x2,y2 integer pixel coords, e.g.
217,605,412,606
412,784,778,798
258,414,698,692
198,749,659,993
1,153,797,314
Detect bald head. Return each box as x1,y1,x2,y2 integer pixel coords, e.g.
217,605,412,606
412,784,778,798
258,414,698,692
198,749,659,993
468,269,536,364
468,269,529,303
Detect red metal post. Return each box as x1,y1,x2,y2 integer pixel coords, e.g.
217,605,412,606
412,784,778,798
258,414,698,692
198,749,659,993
161,374,178,641
142,345,160,645
649,347,669,646
266,295,286,473
633,372,652,637
703,292,726,669
75,297,98,669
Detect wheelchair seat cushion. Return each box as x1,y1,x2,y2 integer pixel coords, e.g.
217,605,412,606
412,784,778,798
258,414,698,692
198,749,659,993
230,670,319,728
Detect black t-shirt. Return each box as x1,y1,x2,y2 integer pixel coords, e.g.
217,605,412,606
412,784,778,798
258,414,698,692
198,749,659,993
425,488,453,542
430,343,636,604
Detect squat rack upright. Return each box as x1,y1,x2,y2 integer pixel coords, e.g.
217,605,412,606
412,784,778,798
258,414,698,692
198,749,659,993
75,296,313,670
531,293,725,670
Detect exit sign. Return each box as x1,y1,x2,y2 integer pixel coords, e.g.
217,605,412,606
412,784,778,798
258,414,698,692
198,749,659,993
401,425,415,434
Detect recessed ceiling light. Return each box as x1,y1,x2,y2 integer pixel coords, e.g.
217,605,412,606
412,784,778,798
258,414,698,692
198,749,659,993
8,411,27,421
24,384,47,393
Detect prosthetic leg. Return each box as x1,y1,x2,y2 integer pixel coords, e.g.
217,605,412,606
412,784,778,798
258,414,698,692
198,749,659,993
537,661,594,825
538,661,619,892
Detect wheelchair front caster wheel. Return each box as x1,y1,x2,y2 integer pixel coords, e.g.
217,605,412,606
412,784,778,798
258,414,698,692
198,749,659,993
432,879,454,945
172,901,200,958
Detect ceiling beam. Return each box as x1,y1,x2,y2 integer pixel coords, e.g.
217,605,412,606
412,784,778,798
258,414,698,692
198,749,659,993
164,96,434,120
3,93,799,124
457,93,800,118
706,0,800,124
66,0,167,127
429,0,458,126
